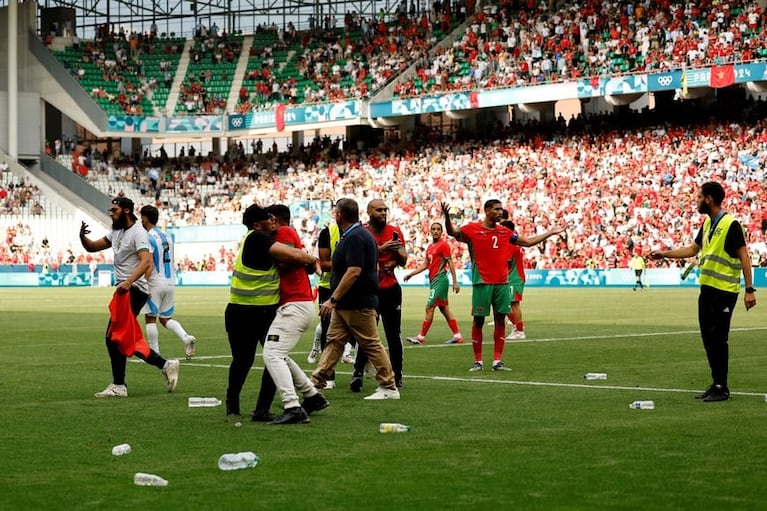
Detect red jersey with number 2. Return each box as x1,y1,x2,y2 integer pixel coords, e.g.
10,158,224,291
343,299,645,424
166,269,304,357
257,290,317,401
460,221,513,285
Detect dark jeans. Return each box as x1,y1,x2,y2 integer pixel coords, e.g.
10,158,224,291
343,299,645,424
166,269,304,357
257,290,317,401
104,286,167,385
698,285,738,387
354,284,403,382
224,302,278,415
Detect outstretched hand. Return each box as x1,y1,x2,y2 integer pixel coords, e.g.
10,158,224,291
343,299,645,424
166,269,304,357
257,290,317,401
440,202,450,217
79,221,90,237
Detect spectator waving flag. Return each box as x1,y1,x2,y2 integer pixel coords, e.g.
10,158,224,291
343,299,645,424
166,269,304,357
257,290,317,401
709,65,735,88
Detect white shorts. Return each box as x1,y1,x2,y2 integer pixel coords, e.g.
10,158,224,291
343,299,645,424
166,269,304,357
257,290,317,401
140,282,176,318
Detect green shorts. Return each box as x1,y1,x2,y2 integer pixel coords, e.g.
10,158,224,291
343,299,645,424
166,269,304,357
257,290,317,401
427,275,449,308
508,278,525,303
471,283,511,316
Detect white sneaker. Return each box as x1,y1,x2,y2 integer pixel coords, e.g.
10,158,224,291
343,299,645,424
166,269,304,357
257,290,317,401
95,383,128,398
325,379,336,389
342,354,355,364
406,336,424,344
162,359,180,392
506,330,526,340
307,348,320,364
363,386,401,400
183,335,196,359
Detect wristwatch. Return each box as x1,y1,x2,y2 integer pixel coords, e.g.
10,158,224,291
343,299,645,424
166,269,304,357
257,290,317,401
329,296,339,304
745,287,756,293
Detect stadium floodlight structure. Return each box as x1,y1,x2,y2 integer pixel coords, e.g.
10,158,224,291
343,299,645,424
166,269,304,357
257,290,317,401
1,0,410,39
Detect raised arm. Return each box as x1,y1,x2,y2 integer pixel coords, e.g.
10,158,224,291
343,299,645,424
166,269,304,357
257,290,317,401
514,225,567,247
440,202,462,241
79,221,111,252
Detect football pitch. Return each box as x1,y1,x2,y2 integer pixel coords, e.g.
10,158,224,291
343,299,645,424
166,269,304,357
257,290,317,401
1,286,766,510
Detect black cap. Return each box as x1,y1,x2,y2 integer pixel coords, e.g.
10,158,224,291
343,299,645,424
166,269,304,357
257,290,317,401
111,197,135,213
242,204,270,226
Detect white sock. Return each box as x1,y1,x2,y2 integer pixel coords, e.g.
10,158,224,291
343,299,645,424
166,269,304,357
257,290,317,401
312,324,322,350
165,319,189,342
145,322,160,353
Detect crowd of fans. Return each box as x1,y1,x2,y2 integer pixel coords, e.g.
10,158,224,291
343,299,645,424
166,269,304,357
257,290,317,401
48,0,767,114
5,92,767,273
396,0,767,96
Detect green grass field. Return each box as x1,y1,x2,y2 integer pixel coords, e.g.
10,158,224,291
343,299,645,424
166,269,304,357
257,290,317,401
1,286,766,510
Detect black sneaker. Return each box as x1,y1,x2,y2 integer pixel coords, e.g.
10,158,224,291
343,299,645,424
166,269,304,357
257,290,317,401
350,372,363,393
268,406,310,425
703,384,730,402
695,384,716,400
251,409,278,422
302,393,330,415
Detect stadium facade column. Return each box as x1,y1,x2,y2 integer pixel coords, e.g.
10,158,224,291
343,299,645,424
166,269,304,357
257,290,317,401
291,131,304,152
7,0,18,158
212,137,221,157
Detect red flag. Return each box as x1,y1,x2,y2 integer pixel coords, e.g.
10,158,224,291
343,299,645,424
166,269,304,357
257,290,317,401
709,65,735,88
275,103,286,132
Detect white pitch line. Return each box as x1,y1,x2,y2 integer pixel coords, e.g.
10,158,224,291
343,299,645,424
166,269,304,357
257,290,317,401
416,326,767,347
154,360,767,399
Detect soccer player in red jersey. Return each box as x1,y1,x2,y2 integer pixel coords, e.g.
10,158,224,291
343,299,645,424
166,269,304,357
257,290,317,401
403,222,463,345
501,219,527,340
441,200,566,372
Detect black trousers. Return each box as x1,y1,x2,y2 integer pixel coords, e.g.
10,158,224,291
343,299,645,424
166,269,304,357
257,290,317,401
354,284,403,382
104,286,167,385
698,285,738,387
224,302,278,415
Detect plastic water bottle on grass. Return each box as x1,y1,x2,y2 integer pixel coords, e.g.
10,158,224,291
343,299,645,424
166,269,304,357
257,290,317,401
111,443,131,456
188,397,222,407
218,452,260,471
584,373,607,380
134,473,168,486
629,400,655,410
379,423,411,433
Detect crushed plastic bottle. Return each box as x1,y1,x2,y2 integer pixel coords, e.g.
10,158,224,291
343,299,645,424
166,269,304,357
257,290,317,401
111,443,131,456
379,423,411,433
188,397,223,407
217,452,260,471
629,400,655,410
584,373,607,380
133,472,168,486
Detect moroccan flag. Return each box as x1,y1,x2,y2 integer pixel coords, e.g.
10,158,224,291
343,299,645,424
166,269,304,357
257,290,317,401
709,65,735,88
275,103,286,132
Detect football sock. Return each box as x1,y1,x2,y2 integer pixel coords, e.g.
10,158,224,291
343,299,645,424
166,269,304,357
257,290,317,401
419,320,432,337
165,319,189,341
493,324,505,360
145,322,160,353
448,318,460,335
471,324,483,361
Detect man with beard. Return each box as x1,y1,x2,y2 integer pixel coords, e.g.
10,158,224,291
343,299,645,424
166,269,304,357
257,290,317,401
350,199,407,391
649,181,756,402
79,197,180,398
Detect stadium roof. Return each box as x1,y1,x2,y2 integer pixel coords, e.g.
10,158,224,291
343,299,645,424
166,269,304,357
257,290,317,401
5,0,404,38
